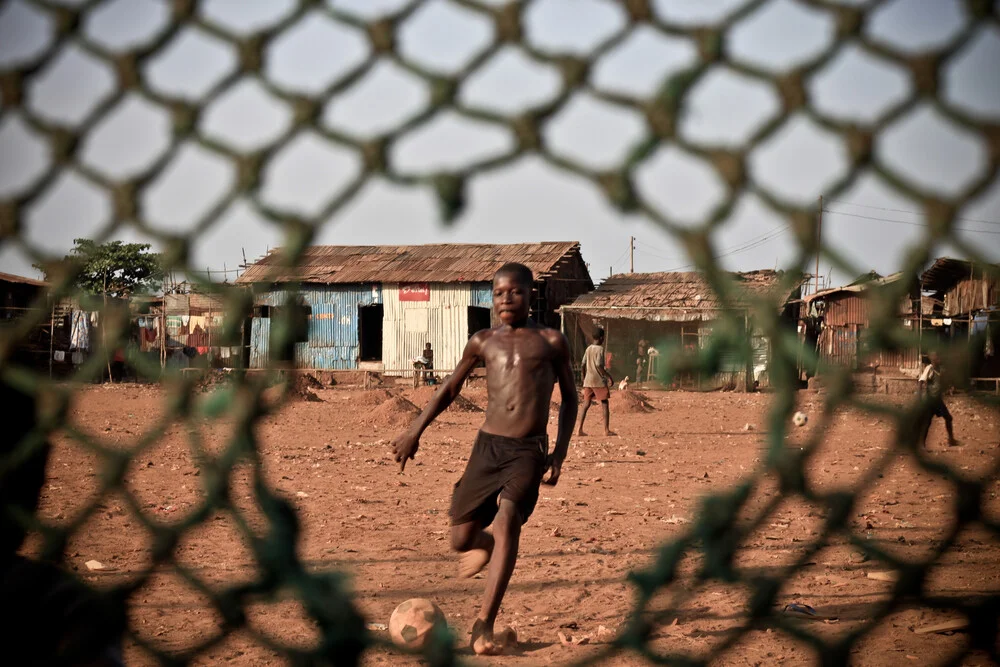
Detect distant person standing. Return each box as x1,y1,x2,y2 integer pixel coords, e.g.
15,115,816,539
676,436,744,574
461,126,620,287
578,328,614,437
636,338,649,384
423,342,434,383
917,352,958,447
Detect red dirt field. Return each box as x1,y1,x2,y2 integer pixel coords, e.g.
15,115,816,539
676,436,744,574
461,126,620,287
24,383,1000,666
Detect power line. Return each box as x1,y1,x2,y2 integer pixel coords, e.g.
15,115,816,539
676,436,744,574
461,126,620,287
608,248,629,275
633,246,683,262
661,227,791,272
824,199,1000,227
822,208,1000,235
634,238,684,258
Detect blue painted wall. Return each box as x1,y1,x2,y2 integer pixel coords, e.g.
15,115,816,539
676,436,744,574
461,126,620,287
471,283,492,309
249,284,382,369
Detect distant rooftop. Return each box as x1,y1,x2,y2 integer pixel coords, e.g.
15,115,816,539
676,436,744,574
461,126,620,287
0,271,47,287
236,242,588,286
561,270,802,320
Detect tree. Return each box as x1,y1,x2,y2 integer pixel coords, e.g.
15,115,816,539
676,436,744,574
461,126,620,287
36,239,164,298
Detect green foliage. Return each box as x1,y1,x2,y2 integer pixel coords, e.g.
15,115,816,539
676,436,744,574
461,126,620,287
36,238,164,298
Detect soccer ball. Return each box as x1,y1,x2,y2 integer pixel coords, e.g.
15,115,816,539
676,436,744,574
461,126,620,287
388,598,445,650
793,411,808,427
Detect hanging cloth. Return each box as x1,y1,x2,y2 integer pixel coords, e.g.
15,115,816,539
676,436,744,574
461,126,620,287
70,310,90,351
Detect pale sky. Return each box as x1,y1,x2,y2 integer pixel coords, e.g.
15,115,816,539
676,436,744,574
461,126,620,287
0,0,998,289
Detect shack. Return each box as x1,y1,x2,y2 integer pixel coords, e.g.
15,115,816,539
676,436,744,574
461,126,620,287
0,271,47,320
559,270,802,390
920,257,1000,383
799,271,922,380
236,242,593,373
1,272,50,368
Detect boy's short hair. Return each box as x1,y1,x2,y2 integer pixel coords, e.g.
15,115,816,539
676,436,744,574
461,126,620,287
494,262,534,287
593,327,605,342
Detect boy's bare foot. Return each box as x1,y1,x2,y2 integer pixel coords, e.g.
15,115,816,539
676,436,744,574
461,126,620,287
577,430,587,437
459,533,494,578
471,619,503,655
948,439,961,447
605,430,616,437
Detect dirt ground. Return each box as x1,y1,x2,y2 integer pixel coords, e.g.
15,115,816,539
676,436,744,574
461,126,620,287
26,382,1000,666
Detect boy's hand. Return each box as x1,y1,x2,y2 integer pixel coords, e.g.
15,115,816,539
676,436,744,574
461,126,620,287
392,431,420,472
543,454,563,486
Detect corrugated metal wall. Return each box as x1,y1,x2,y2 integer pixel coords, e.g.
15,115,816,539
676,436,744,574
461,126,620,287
250,316,269,368
249,284,381,369
944,276,999,316
383,283,472,373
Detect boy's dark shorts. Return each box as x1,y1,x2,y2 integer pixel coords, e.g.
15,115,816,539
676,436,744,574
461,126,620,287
450,431,548,527
927,396,951,418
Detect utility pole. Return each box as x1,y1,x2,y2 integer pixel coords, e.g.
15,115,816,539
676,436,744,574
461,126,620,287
815,196,823,295
629,236,634,274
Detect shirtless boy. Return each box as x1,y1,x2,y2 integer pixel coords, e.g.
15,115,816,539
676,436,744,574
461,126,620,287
392,263,578,655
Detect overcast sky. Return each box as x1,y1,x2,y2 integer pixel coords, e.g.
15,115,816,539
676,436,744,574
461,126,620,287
0,0,998,288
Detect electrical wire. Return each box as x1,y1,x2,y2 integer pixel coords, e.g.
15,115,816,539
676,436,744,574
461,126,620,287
660,227,791,272
822,208,1000,235
824,199,1000,227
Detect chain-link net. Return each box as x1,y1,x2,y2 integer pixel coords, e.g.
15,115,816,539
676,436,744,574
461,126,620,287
1,0,999,664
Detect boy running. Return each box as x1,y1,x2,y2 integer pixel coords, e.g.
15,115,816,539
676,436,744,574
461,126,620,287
392,263,579,655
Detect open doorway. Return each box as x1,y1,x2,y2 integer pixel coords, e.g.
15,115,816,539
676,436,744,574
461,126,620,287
359,304,384,361
468,306,491,338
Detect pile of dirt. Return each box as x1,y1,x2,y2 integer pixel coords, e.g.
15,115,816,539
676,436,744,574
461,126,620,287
611,389,654,413
297,374,324,390
449,394,483,413
364,396,421,428
407,386,483,413
355,388,400,407
194,370,235,393
288,375,323,402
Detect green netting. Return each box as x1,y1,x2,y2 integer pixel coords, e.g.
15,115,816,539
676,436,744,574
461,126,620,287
1,0,999,665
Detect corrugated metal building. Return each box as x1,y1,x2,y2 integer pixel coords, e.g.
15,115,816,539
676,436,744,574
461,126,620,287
799,272,921,375
920,257,1000,379
248,284,382,370
236,242,593,372
560,270,802,389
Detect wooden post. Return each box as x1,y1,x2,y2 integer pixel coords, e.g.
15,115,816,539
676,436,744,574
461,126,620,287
48,302,55,379
968,262,974,345
744,312,754,393
918,278,923,367
160,308,166,370
207,305,213,367
103,273,112,383
815,196,823,296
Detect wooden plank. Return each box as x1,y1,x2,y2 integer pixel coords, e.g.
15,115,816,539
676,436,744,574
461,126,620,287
913,619,968,635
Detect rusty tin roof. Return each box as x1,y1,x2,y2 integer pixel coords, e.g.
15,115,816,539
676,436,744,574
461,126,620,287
236,242,585,285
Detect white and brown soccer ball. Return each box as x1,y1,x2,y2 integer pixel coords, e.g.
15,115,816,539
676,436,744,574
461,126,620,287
388,598,445,650
793,411,808,427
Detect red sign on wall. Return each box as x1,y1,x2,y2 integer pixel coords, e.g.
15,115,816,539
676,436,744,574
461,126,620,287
399,283,430,302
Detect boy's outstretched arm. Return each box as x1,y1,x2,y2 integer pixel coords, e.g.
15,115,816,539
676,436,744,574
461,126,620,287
545,332,579,486
392,331,486,471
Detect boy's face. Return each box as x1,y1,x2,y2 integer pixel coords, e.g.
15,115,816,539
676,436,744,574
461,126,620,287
493,273,530,325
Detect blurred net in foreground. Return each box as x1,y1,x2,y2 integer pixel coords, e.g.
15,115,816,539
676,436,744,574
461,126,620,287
1,0,999,664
